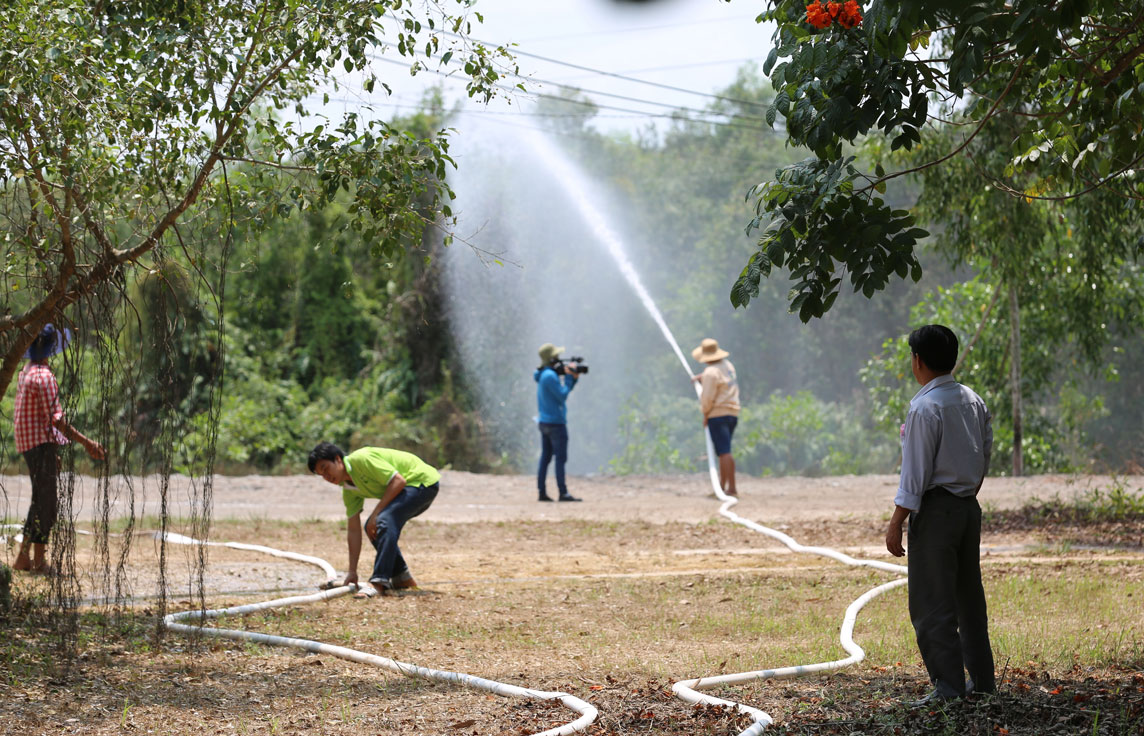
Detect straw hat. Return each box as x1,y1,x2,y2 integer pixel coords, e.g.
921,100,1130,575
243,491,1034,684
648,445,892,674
538,342,565,366
691,338,729,363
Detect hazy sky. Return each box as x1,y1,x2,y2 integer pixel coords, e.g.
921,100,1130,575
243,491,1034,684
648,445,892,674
319,0,774,135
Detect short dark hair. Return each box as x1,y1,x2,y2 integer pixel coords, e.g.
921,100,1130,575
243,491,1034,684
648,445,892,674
908,324,958,373
307,441,345,473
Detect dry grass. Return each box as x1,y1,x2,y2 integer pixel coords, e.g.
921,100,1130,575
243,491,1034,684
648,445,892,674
0,516,1141,735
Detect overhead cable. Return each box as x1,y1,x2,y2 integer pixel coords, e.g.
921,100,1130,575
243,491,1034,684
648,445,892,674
378,18,768,111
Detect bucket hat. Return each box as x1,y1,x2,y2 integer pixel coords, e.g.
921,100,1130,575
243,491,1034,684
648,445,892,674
24,323,72,362
691,338,729,363
538,342,565,367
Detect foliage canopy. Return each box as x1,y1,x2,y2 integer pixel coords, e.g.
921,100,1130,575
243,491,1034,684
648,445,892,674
734,0,1144,320
0,0,514,398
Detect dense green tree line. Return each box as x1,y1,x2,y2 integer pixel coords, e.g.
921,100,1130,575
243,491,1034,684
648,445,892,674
2,67,1140,477
523,65,1142,477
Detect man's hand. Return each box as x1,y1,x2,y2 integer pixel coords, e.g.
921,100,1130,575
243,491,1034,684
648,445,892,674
343,570,359,588
885,521,905,557
364,514,377,543
84,439,106,461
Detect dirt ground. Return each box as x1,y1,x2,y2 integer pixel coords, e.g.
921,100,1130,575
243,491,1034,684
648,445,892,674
2,473,1142,736
3,470,1135,524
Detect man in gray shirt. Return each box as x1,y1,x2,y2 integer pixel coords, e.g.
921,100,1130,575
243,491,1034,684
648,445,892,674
885,324,995,704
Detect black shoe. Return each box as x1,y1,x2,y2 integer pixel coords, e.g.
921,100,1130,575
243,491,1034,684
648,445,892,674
538,494,554,502
558,493,581,502
965,678,994,699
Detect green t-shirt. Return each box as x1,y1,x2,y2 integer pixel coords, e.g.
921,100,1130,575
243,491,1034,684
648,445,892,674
340,447,441,518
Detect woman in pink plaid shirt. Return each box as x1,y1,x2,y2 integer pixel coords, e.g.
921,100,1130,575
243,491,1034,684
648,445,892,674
12,324,104,574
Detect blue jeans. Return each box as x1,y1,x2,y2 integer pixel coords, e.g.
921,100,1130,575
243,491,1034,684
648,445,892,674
369,482,439,586
537,422,569,496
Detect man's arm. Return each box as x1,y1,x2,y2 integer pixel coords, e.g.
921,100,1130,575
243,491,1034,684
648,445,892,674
887,409,937,557
345,512,362,586
38,372,104,460
894,412,936,512
698,370,717,421
543,369,577,400
885,504,910,557
52,417,105,460
978,407,993,493
363,473,408,541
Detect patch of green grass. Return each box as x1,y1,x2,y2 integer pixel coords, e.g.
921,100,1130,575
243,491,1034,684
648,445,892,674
1014,477,1144,525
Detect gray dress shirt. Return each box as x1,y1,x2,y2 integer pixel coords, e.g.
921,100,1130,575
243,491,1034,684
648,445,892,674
895,374,993,512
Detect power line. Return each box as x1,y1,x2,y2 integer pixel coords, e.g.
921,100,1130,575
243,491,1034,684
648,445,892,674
501,45,767,110
437,31,768,108
317,95,656,121
378,18,768,111
366,49,770,125
362,54,774,133
514,13,763,45
555,56,759,82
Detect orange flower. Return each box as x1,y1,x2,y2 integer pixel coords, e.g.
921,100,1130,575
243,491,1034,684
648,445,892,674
805,1,833,29
827,2,843,18
836,0,863,28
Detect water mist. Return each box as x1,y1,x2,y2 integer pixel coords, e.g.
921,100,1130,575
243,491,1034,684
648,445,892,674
442,120,693,473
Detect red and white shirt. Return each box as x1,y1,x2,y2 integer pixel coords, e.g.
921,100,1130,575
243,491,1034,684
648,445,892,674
13,363,68,453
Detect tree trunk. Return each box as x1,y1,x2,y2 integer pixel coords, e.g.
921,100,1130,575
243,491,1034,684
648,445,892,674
1009,283,1023,476
0,563,10,615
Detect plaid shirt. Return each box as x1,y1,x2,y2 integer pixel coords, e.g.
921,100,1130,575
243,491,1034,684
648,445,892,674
14,363,68,453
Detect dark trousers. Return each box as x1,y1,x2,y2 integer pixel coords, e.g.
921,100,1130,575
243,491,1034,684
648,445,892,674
22,443,59,545
908,488,995,696
537,422,569,497
369,482,439,586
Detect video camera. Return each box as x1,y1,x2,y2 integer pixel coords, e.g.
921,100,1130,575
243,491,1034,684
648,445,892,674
554,356,589,375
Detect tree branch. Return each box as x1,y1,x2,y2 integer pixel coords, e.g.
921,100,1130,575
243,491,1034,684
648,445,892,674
953,279,1002,375
218,154,314,172
858,56,1028,194
987,151,1144,202
0,42,308,401
1099,39,1144,86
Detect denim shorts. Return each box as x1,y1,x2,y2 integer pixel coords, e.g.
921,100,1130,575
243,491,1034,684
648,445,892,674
707,415,738,456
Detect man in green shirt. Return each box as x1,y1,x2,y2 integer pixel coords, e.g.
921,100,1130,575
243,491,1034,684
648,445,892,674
308,442,441,595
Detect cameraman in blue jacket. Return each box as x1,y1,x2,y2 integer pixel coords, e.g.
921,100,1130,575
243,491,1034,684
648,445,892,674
533,343,585,502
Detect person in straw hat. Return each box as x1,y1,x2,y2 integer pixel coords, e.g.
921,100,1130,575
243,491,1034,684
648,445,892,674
691,338,740,496
12,323,106,574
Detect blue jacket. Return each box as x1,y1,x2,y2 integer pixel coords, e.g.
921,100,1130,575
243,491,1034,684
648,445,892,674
534,366,577,424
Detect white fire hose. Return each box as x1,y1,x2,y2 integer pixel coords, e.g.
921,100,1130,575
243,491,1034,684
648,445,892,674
669,388,908,735
5,523,598,733
521,125,911,732
157,531,598,735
